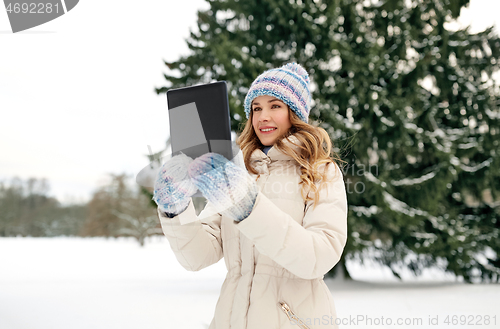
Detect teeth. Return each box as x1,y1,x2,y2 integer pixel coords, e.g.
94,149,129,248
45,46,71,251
261,128,276,132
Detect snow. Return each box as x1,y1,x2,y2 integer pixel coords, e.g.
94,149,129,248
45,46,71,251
350,205,379,217
380,116,396,127
364,171,381,184
485,109,500,120
458,142,479,149
1,237,499,329
460,158,494,173
390,171,437,186
382,191,442,229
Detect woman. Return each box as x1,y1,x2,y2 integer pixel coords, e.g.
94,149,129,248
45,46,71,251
154,63,348,329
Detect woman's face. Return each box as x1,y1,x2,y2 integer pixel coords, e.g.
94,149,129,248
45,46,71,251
251,95,292,146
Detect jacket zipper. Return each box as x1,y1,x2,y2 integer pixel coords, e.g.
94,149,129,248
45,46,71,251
279,302,312,329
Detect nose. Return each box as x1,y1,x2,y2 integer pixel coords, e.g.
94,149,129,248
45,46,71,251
259,108,271,121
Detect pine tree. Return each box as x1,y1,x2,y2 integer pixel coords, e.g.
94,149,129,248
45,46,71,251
156,0,500,282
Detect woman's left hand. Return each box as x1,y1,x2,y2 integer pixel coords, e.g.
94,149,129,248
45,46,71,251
188,152,259,222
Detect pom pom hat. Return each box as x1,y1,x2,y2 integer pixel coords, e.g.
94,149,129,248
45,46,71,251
244,62,311,123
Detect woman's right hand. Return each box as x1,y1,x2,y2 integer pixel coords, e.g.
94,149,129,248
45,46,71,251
153,153,198,216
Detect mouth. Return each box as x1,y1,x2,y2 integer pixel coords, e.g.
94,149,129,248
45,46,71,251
260,127,277,133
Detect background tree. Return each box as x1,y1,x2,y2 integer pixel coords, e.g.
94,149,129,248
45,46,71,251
81,173,128,237
0,177,85,237
156,0,500,282
112,188,163,247
45,204,87,237
81,173,163,246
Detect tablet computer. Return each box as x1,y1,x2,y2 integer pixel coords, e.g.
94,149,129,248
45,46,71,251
167,81,233,161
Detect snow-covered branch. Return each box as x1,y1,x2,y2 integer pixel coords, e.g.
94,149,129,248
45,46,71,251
383,191,443,229
391,171,437,186
460,158,493,172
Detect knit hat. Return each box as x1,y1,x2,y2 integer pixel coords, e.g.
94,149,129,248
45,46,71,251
244,62,311,123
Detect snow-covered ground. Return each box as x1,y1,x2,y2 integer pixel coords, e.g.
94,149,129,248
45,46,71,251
0,237,498,329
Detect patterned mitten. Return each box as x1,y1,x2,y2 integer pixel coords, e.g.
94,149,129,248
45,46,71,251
153,153,198,216
188,153,258,222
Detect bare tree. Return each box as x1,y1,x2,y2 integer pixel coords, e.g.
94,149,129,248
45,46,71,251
82,173,162,246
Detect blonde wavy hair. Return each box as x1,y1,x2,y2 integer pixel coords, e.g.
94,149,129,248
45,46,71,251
236,107,344,208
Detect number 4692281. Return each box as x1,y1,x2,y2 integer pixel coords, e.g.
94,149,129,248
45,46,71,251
6,3,60,14
444,315,496,326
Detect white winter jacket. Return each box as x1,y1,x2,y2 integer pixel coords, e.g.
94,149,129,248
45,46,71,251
158,135,348,329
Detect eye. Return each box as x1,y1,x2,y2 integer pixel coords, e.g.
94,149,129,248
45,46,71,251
252,107,261,112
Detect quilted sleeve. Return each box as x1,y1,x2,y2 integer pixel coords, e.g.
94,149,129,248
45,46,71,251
235,163,348,279
159,199,223,271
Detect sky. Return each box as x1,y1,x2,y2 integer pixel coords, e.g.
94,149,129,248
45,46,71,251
1,0,499,205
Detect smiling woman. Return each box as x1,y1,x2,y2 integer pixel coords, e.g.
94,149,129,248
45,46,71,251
153,62,348,329
251,95,292,146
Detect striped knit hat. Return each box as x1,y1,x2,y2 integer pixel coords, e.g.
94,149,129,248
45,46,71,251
244,62,311,123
